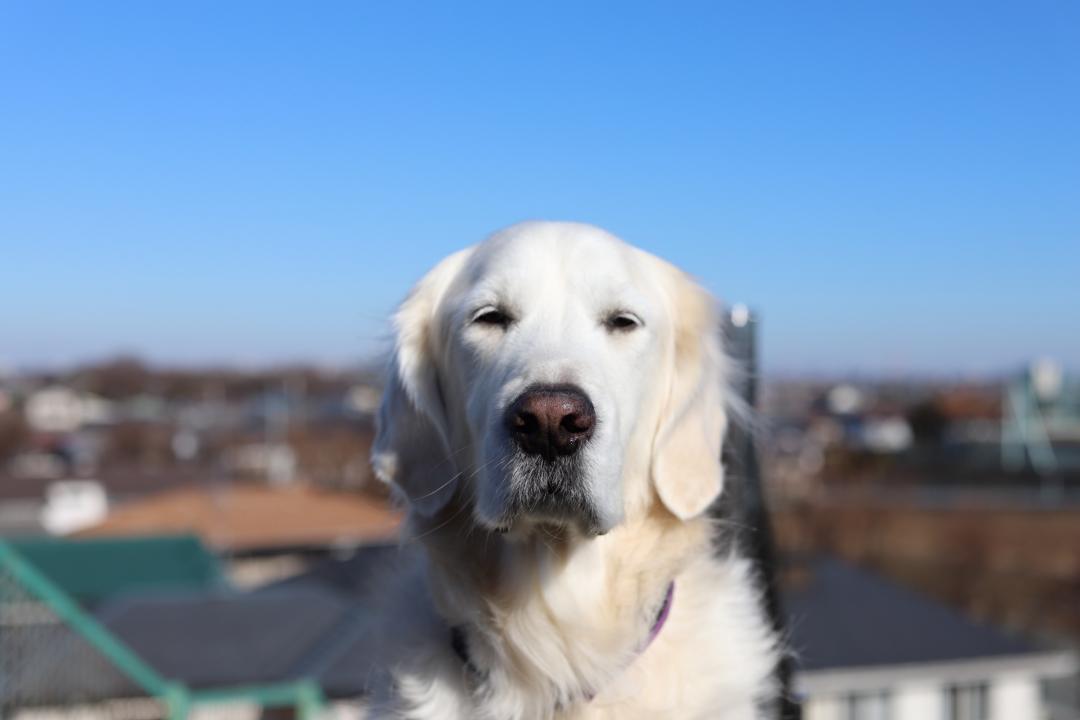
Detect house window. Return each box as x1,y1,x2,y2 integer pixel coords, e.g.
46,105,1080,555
845,690,891,720
944,682,989,720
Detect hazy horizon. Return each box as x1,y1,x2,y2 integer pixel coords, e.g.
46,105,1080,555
2,346,1067,384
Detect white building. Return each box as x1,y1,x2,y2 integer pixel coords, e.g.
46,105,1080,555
25,385,114,433
787,557,1078,720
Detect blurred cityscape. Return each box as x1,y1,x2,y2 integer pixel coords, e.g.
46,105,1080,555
1,354,1078,719
762,361,1080,643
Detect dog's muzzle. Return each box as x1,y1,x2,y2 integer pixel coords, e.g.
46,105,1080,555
500,384,603,533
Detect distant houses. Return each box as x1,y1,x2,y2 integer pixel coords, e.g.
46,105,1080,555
764,363,1080,505
0,363,384,540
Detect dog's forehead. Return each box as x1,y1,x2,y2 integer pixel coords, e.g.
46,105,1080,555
465,222,641,293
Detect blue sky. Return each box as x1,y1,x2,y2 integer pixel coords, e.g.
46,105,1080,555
2,2,1077,375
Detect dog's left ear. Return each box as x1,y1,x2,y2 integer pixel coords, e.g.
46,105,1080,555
650,265,728,520
372,249,472,518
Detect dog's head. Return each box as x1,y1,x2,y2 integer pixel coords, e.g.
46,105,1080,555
373,222,727,537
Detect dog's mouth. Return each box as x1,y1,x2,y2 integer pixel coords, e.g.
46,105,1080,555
487,449,606,537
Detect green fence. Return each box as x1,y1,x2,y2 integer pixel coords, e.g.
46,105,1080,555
0,541,326,720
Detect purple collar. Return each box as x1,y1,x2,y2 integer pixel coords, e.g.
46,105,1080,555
642,580,675,651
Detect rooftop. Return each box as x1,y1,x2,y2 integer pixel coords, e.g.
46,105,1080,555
77,483,402,552
784,555,1038,672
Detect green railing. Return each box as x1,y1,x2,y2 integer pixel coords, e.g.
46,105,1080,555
0,540,326,720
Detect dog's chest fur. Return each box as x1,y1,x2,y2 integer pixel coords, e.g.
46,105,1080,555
368,515,778,720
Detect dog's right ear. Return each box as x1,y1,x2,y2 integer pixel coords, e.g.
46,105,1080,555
372,249,472,518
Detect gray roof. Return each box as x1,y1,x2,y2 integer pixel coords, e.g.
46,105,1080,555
83,545,416,698
100,586,357,690
784,556,1037,672
263,543,409,598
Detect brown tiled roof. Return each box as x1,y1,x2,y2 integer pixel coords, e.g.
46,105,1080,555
77,483,402,552
0,467,215,501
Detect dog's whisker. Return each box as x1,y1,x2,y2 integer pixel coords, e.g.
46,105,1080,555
423,442,474,473
405,494,474,542
406,454,510,543
411,447,512,503
407,444,480,501
410,468,466,501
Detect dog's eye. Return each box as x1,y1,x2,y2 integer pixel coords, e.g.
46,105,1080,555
605,312,642,332
472,307,513,328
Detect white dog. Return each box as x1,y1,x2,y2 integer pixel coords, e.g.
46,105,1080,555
369,222,779,719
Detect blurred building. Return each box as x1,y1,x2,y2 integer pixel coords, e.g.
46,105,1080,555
1003,359,1080,477
786,556,1077,720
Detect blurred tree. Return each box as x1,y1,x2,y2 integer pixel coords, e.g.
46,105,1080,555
73,356,151,399
0,409,28,462
103,422,172,467
907,400,948,446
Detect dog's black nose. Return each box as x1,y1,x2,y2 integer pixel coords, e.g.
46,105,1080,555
506,385,595,459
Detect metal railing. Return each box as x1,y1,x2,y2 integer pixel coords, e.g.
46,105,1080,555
0,540,326,720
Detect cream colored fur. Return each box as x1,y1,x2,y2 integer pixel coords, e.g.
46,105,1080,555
369,222,779,719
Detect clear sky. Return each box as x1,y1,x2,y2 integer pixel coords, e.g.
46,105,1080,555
2,2,1077,376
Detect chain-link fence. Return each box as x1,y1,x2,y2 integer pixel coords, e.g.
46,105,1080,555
0,544,162,720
